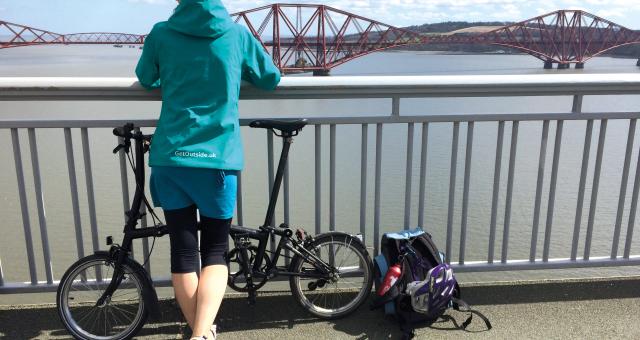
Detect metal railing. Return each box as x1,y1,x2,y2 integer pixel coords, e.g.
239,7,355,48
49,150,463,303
1,74,640,293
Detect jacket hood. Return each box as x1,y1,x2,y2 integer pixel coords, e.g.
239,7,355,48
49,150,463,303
168,0,234,38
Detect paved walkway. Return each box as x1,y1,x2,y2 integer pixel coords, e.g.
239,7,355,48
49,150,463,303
1,277,639,339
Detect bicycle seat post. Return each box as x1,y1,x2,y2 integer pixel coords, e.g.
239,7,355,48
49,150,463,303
248,119,307,228
263,133,293,228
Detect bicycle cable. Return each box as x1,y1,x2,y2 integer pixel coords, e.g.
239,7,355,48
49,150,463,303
124,147,164,268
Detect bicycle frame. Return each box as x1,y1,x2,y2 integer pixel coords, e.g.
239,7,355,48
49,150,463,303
98,128,167,308
229,132,335,293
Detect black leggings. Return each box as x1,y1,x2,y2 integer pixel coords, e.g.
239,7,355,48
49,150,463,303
165,205,231,274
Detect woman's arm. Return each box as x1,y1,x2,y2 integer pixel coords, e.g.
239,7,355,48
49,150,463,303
242,29,281,91
136,30,161,89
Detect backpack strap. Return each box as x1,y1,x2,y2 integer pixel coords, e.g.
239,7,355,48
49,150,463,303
452,297,492,331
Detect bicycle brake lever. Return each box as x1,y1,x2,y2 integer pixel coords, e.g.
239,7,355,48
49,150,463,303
113,144,129,154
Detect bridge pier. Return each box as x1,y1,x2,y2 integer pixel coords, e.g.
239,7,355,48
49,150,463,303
313,69,331,76
636,59,640,67
544,60,554,69
575,62,585,69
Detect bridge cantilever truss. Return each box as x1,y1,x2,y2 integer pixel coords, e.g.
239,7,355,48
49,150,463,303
0,21,144,49
231,4,423,74
2,5,640,71
474,10,640,67
0,20,64,48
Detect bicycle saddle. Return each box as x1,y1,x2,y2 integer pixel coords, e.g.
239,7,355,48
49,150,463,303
249,119,308,134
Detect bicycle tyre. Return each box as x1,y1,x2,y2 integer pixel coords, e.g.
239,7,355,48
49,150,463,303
289,232,373,319
56,253,148,340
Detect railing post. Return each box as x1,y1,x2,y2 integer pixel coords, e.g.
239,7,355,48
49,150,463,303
611,119,636,258
417,123,429,229
28,128,54,284
501,121,519,264
584,119,608,260
543,120,564,262
81,128,100,258
236,172,244,226
446,122,459,263
373,123,383,256
64,128,85,262
530,120,549,262
315,125,322,235
403,123,414,230
283,144,291,266
11,128,38,285
572,120,593,260
488,121,505,264
267,130,276,252
459,121,474,265
360,124,368,241
330,124,336,232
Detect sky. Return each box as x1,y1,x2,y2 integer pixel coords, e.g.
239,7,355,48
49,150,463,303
0,0,639,35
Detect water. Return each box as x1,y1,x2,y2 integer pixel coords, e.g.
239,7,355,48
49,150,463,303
1,45,640,291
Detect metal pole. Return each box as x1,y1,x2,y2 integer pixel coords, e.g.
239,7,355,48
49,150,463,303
360,124,368,241
417,123,429,229
501,121,519,263
236,172,244,226
459,122,474,265
64,128,85,261
611,119,636,258
28,128,54,284
530,120,549,262
584,119,607,260
572,120,593,260
543,120,564,262
330,124,336,232
446,122,459,263
488,121,504,264
267,130,275,251
404,123,414,230
11,129,38,285
373,123,383,256
315,125,322,235
81,128,100,256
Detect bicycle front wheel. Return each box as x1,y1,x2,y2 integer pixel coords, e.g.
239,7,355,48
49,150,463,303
289,232,373,319
56,253,148,340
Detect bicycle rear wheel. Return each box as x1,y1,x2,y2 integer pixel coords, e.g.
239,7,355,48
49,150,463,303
289,232,373,319
56,253,148,340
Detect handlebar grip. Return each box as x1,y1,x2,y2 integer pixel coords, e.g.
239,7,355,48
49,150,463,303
113,123,135,138
113,127,125,137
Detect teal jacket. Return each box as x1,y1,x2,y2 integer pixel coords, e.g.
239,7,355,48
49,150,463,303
136,0,281,170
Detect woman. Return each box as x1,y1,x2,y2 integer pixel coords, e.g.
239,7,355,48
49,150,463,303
135,0,281,339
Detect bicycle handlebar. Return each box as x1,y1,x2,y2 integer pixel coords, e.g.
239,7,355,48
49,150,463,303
112,123,153,154
113,123,135,139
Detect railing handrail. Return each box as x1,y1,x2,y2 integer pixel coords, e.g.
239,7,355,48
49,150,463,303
1,74,640,101
2,74,640,293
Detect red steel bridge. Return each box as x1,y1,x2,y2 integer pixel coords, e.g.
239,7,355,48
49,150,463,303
2,3,639,73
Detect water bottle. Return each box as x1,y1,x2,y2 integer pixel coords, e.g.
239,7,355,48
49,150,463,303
377,263,402,296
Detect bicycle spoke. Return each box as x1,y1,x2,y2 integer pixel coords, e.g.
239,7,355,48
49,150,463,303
75,306,99,325
292,235,371,318
110,303,137,318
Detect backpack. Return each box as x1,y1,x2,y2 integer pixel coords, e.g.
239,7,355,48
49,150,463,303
371,228,491,339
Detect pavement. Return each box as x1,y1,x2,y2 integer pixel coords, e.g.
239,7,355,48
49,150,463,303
1,276,639,339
